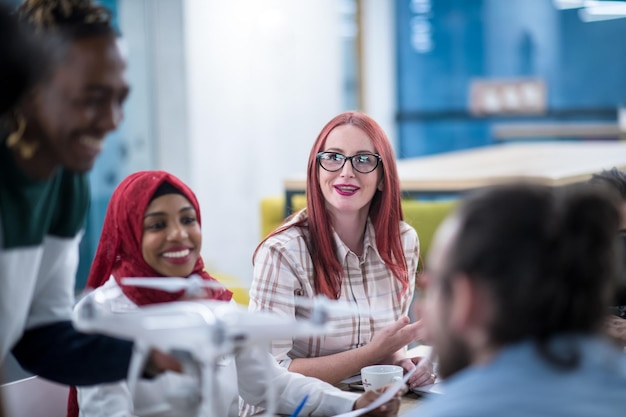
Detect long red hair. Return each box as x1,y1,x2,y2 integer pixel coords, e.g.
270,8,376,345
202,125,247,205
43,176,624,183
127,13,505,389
255,111,408,299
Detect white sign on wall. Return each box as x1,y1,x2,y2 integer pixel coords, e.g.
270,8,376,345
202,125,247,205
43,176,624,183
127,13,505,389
469,78,547,115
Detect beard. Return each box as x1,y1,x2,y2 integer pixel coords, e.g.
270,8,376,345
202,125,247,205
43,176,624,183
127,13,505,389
435,332,473,379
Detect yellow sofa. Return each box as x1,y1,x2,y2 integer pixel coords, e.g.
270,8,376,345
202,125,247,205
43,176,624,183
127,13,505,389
212,272,251,306
260,195,457,263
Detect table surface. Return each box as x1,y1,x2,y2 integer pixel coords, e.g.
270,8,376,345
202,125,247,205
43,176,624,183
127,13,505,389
261,345,431,416
401,391,423,414
284,141,626,193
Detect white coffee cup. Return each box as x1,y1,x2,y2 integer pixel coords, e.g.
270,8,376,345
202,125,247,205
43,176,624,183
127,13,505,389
360,365,403,391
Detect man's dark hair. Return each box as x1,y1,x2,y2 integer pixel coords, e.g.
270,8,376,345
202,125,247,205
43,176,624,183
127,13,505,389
589,167,626,308
442,183,620,368
589,168,626,202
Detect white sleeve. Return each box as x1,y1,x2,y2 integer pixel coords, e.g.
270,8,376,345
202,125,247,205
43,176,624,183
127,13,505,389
77,381,136,417
26,234,82,329
236,346,359,416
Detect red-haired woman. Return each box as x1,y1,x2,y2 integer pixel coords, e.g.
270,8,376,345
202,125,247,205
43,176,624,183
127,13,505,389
243,112,434,414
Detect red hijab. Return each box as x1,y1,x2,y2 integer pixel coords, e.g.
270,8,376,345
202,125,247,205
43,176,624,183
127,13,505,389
67,171,232,417
86,170,232,305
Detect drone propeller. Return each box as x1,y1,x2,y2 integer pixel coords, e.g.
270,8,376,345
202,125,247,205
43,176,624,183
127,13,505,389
269,294,375,325
122,274,229,296
294,295,364,315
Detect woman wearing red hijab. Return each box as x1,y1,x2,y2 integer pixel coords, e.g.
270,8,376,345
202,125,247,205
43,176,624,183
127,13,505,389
84,170,232,305
68,170,402,417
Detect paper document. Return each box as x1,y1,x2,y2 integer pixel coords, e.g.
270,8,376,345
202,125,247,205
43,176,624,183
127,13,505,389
332,365,419,417
340,374,362,384
412,382,443,395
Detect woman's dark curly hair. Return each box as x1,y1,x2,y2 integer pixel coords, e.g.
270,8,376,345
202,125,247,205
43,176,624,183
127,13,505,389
16,0,114,36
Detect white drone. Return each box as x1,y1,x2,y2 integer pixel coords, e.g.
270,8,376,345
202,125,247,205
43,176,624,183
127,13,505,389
72,275,364,417
122,274,370,325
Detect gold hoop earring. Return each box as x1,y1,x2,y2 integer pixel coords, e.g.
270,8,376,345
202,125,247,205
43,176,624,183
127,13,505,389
6,115,38,159
6,116,25,148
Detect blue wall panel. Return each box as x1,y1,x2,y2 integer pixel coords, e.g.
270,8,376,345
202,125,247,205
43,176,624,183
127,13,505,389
396,0,489,157
396,0,626,158
556,9,626,108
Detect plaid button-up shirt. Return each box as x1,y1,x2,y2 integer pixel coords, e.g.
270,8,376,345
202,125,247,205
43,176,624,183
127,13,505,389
248,210,419,367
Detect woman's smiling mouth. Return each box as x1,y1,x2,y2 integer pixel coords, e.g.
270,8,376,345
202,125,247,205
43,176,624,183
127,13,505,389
334,184,360,196
161,248,193,264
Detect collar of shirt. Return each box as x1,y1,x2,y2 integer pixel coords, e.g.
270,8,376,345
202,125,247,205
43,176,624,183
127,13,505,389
332,217,383,264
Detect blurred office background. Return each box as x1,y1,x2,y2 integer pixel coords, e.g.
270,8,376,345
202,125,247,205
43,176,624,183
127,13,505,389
16,0,623,288
2,0,626,385
80,0,386,288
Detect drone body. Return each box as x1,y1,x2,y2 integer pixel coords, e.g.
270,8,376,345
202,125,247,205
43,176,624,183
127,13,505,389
72,282,342,417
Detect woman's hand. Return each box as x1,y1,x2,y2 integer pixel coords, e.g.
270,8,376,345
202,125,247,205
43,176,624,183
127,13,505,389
146,348,183,376
604,315,626,346
392,351,436,391
368,317,422,360
354,384,407,417
399,356,436,390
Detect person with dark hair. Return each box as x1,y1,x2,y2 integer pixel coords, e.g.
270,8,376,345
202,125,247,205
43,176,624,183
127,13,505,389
0,7,41,417
243,111,431,415
405,183,626,417
590,167,626,207
589,167,626,346
69,170,402,417
1,0,179,386
0,3,41,116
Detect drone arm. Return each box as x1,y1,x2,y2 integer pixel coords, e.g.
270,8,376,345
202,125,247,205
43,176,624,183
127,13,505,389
126,340,150,397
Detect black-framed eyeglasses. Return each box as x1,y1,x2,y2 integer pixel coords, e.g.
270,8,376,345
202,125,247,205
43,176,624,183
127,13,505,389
317,151,382,174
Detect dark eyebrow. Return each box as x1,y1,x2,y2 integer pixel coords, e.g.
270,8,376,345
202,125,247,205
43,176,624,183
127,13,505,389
143,205,195,219
179,206,196,214
83,84,131,96
83,85,113,95
144,211,166,219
